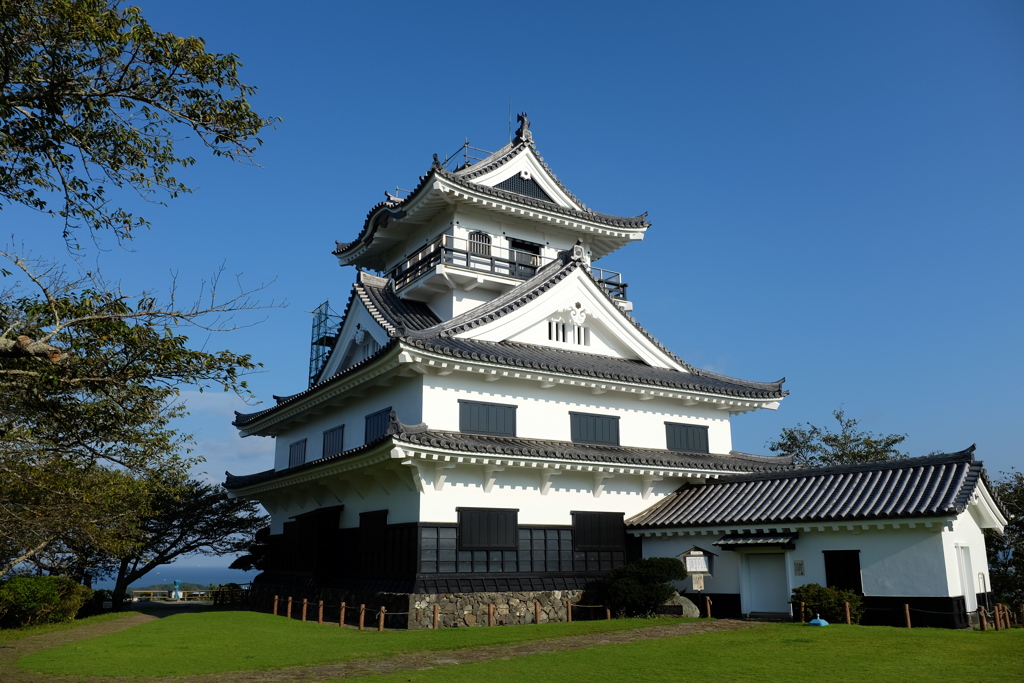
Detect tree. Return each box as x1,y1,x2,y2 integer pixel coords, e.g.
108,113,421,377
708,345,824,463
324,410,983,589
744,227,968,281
986,470,1024,605
1,0,275,240
0,251,267,576
105,479,265,607
767,409,908,467
24,477,266,607
589,558,687,617
228,526,271,573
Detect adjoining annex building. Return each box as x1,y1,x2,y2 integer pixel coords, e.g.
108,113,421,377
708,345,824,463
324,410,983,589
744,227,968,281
225,115,1008,629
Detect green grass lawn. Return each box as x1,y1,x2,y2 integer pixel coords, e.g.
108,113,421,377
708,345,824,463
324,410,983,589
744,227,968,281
0,611,137,644
17,612,1024,681
353,623,1023,683
17,611,698,677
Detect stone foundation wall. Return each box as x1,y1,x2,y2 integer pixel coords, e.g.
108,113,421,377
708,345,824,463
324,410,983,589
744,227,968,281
406,590,584,629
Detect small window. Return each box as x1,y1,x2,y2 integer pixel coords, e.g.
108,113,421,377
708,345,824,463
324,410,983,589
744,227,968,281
572,512,626,551
323,425,345,457
468,231,491,257
288,439,307,468
548,320,589,346
459,400,516,437
570,412,619,446
364,407,392,445
666,423,709,453
458,508,518,550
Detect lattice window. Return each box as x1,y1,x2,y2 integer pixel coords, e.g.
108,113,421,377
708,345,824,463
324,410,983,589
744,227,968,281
468,231,491,256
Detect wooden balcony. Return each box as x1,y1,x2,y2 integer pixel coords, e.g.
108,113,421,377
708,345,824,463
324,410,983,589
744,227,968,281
387,235,628,300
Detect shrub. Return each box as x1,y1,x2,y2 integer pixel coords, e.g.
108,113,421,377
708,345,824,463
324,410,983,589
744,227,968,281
589,558,687,617
0,576,93,628
791,583,864,624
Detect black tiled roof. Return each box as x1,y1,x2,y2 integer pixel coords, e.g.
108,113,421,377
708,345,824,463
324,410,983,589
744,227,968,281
355,271,440,333
626,447,1003,529
234,246,785,428
405,337,785,399
395,431,794,472
224,424,793,491
333,119,649,262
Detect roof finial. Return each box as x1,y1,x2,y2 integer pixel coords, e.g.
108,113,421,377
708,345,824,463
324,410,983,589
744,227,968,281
515,112,532,143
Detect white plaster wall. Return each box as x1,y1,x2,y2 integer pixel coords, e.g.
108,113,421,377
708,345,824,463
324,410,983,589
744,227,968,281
422,371,733,453
640,523,963,599
941,505,992,597
455,207,578,261
271,375,424,471
415,463,681,525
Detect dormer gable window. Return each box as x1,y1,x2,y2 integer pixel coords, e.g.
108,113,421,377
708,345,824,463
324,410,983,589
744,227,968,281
548,301,591,346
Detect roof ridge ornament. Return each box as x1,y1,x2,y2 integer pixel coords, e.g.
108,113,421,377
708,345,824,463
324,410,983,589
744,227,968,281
515,112,533,143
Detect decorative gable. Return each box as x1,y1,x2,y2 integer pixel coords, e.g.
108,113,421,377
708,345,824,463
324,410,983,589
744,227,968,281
452,264,688,371
494,172,555,203
318,298,389,381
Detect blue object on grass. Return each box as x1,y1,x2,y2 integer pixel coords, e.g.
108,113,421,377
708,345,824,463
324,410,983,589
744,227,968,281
809,613,829,626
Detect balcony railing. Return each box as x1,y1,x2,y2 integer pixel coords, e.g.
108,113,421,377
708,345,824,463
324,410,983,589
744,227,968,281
387,235,628,300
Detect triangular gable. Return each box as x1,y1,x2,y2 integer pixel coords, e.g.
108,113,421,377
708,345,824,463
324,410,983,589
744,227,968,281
451,265,688,371
318,296,389,381
458,142,584,212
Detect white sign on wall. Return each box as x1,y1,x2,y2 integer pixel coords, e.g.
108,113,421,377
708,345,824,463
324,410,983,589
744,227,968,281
685,555,710,574
692,573,705,591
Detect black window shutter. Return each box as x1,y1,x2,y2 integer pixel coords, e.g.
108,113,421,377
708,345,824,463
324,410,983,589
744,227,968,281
570,413,620,446
459,400,516,437
364,407,392,445
288,439,307,468
458,508,518,550
572,512,626,550
666,423,709,453
323,425,345,457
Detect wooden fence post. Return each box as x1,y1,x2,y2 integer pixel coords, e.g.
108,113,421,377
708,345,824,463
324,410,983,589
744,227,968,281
535,600,542,624
318,599,324,624
844,601,851,625
705,596,712,619
903,603,911,629
378,606,385,632
273,595,279,616
340,601,346,627
287,596,293,619
1019,603,1024,627
798,601,805,623
979,606,988,631
359,604,365,631
302,598,308,622
433,603,439,629
488,603,494,627
606,607,612,620
567,599,573,623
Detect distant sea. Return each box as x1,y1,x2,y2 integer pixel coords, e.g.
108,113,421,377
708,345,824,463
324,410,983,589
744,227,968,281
92,564,259,590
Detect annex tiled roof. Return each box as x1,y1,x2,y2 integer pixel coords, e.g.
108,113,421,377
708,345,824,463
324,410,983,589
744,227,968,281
626,447,1002,529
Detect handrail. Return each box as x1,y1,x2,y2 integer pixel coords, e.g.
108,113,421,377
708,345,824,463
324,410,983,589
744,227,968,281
387,235,628,300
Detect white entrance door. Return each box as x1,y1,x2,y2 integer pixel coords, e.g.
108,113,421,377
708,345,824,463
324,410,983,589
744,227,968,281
747,554,790,613
957,546,977,611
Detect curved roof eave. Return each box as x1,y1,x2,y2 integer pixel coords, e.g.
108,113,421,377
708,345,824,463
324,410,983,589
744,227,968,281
333,159,651,267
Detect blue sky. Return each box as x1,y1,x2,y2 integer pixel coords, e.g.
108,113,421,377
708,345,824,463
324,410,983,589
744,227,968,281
9,1,1024,574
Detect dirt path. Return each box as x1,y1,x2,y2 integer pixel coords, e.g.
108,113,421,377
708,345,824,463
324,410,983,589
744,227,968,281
1,614,763,683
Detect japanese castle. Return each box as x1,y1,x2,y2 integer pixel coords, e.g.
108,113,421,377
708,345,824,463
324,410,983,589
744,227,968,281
226,115,1007,629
